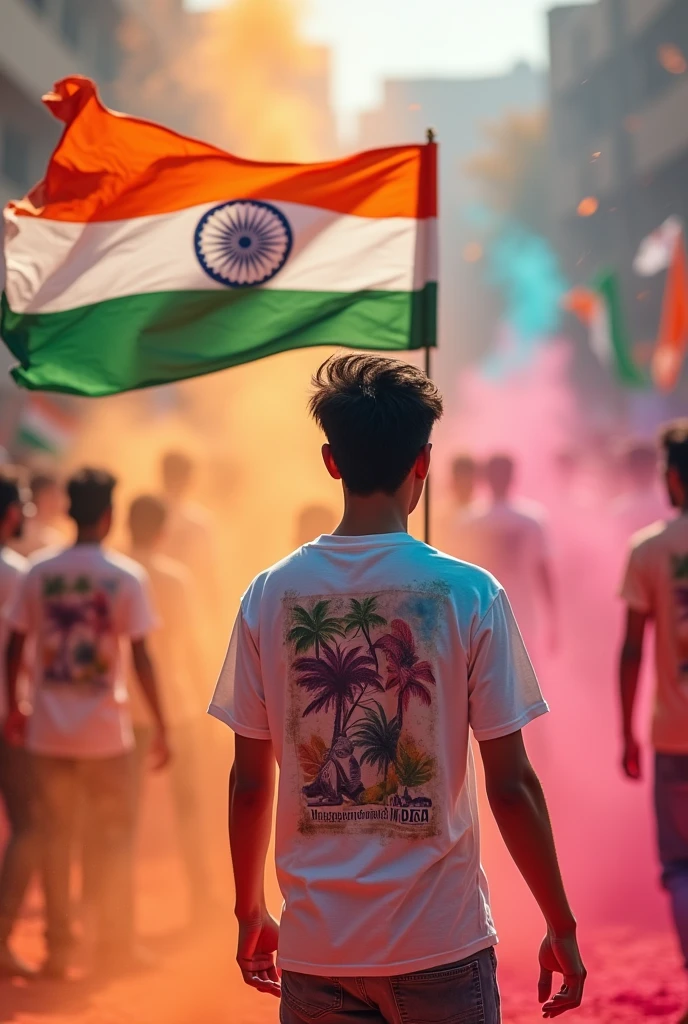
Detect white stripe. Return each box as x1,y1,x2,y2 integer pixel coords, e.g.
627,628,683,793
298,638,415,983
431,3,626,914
20,407,72,449
4,202,436,314
589,298,612,367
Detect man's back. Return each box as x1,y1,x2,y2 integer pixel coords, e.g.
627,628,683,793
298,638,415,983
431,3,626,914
467,500,548,644
622,514,688,752
9,544,155,758
210,532,546,976
128,550,204,728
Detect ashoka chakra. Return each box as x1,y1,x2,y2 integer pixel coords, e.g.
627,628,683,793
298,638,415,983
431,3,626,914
194,199,293,288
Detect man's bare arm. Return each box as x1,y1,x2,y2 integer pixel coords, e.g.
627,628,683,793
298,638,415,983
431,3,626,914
4,631,26,744
480,730,585,1017
619,608,648,780
230,735,280,997
131,638,170,769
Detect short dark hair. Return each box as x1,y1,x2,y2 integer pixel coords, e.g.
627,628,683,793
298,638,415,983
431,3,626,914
484,454,515,495
30,472,59,499
0,471,21,523
129,495,167,546
162,451,193,489
452,454,477,478
309,355,443,495
660,419,688,488
67,468,116,527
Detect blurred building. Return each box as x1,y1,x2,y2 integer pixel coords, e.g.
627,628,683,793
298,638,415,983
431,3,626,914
549,0,688,352
357,64,545,379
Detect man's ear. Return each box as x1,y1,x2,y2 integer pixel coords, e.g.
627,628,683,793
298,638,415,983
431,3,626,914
322,443,342,481
415,443,432,481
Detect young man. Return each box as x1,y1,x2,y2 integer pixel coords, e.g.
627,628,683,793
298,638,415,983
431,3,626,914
620,421,688,1019
126,494,213,921
440,453,480,561
10,472,66,559
468,454,556,660
209,355,585,1022
4,469,169,977
0,472,38,978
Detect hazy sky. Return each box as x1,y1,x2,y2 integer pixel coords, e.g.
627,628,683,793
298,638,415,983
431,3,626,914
185,0,591,134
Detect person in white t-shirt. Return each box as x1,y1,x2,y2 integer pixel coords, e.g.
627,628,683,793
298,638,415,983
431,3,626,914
620,421,688,1022
126,495,214,921
468,455,556,660
209,355,585,1023
0,473,39,979
438,454,481,562
10,472,67,559
4,468,170,979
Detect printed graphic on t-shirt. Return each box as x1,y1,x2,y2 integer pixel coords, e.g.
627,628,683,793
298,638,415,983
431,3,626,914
672,554,688,680
41,574,117,689
285,586,446,838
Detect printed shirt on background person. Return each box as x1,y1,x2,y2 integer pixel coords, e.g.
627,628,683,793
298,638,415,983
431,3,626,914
127,548,207,730
466,499,549,653
0,546,27,723
209,532,548,977
8,544,157,758
621,513,688,753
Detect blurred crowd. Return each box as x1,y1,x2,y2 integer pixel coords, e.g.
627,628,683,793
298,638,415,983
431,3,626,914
0,433,677,982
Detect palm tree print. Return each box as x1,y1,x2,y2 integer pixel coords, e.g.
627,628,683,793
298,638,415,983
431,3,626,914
343,597,387,668
395,738,435,791
46,601,87,681
294,643,381,745
288,600,346,660
351,702,400,787
375,619,436,733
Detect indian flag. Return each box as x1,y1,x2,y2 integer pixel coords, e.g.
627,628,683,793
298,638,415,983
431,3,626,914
1,77,437,397
16,394,77,454
563,270,646,388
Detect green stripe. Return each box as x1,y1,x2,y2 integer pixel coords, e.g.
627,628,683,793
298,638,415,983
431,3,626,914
15,425,62,454
594,270,647,389
1,285,437,397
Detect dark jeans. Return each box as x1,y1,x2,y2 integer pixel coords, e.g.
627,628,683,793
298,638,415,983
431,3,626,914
655,753,688,968
35,752,136,957
280,947,500,1024
0,737,40,944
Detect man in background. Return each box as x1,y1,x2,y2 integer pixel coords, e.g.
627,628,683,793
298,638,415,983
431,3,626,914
0,473,38,978
294,504,337,548
158,451,224,652
4,469,169,978
441,453,479,561
469,454,556,661
127,495,214,923
613,441,669,539
619,421,688,1022
10,472,66,559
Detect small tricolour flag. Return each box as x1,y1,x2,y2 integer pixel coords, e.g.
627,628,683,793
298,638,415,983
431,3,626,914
16,394,77,454
1,77,437,397
563,270,646,388
633,216,683,277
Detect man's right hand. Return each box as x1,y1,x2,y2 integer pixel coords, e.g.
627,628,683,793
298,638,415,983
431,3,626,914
622,735,641,780
3,707,27,747
539,930,586,1018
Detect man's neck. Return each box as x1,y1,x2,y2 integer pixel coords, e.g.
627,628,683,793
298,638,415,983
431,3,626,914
335,495,409,537
74,529,102,546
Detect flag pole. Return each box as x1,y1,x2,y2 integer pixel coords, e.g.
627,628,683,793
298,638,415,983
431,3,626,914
424,127,436,546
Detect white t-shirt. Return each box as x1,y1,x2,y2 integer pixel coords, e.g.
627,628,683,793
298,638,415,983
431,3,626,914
466,499,549,651
8,544,157,758
209,532,547,977
0,546,27,723
621,514,688,753
127,548,206,730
